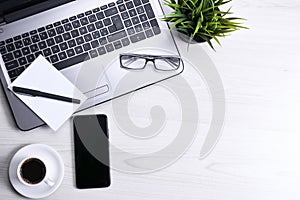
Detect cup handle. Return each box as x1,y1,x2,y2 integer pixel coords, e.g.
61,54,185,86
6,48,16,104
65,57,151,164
44,178,55,187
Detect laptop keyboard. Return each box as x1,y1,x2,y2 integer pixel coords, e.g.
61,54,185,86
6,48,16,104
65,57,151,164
0,0,161,82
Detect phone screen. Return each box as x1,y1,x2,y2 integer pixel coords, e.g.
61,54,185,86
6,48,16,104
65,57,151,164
73,114,110,189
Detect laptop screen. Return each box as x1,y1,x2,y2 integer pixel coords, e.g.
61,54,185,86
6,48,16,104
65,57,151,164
0,0,75,24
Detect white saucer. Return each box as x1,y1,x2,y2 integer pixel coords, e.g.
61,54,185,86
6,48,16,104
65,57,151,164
9,144,64,199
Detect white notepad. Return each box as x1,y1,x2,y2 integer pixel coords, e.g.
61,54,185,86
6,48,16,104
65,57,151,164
8,55,87,131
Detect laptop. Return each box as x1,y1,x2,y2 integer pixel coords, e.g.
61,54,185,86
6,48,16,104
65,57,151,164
0,0,183,131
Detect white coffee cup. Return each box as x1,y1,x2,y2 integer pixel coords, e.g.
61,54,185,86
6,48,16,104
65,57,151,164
17,157,55,187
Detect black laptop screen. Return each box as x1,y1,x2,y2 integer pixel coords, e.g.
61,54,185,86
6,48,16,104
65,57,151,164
0,0,74,24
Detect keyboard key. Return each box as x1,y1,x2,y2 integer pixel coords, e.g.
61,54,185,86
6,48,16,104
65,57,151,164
95,21,104,29
5,38,13,44
75,46,84,54
91,40,100,48
105,44,114,52
62,19,69,24
117,0,123,4
14,35,22,40
80,17,89,25
31,35,40,43
135,24,143,32
67,49,75,57
88,15,97,23
136,6,144,14
142,21,150,29
5,60,18,70
39,32,48,40
93,8,100,13
0,41,5,46
77,13,84,18
0,46,6,54
54,53,89,70
50,54,59,63
96,12,105,20
70,16,77,21
23,38,32,46
13,50,22,58
104,7,118,17
6,44,15,51
92,31,101,39
142,0,149,3
15,41,23,49
121,38,130,46
46,38,55,46
139,14,147,22
145,29,154,38
118,4,126,12
38,41,47,50
63,32,72,40
107,30,127,42
68,39,76,48
89,49,98,58
76,37,85,45
54,21,61,27
150,19,161,34
101,5,108,10
121,11,129,20
112,15,124,30
108,2,115,7
100,28,109,36
22,47,30,55
124,19,132,27
133,0,142,6
58,52,67,60
56,26,64,34
18,57,27,66
59,42,68,50
38,27,46,32
83,43,91,51
132,17,140,24
72,20,81,28
26,54,35,62
99,38,108,45
126,2,134,9
87,24,96,32
85,10,92,16
48,29,56,37
43,48,52,57
22,33,29,38
104,18,112,26
30,44,39,52
129,9,137,17
79,27,88,35
130,32,146,43
8,67,25,78
35,51,43,58
144,4,155,19
71,30,80,38
55,35,63,43
46,24,53,29
97,47,106,55
51,45,60,53
84,34,92,42
64,23,73,31
127,27,135,35
108,25,117,33
113,41,122,49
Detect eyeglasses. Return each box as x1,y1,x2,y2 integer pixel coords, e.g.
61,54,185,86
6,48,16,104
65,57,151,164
119,53,181,71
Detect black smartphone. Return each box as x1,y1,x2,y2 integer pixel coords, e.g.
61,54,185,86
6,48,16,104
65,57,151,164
73,114,111,189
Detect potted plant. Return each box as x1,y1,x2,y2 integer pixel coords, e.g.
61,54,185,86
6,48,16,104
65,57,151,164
162,0,247,50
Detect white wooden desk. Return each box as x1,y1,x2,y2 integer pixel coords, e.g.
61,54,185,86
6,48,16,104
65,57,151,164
1,0,300,199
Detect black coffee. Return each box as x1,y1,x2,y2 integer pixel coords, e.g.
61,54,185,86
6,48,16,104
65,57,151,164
20,158,46,184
